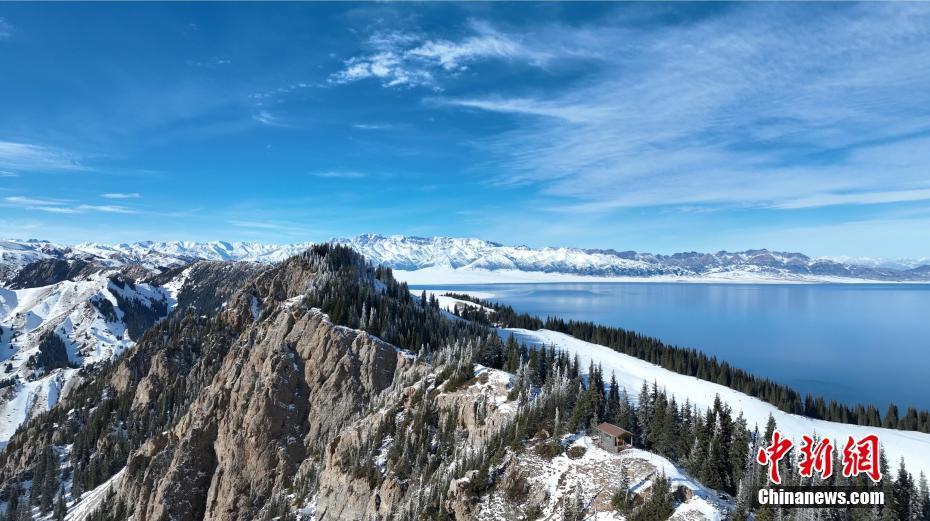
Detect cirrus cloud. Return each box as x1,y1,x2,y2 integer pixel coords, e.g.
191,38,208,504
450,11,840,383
0,141,86,173
437,4,930,212
4,196,137,214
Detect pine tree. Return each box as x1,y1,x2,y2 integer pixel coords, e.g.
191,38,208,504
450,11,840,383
732,478,751,521
636,382,652,447
632,473,674,521
730,412,750,488
918,472,930,521
764,413,777,440
606,372,620,422
660,397,679,459
53,489,66,521
880,449,897,521
894,459,914,521
71,467,83,502
687,435,706,478
703,412,727,491
884,404,900,429
40,447,59,512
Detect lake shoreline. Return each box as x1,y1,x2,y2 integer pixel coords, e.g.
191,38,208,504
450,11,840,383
396,267,930,285
411,282,930,410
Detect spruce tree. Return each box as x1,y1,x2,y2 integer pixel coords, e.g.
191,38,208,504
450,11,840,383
40,447,59,512
884,404,900,429
730,412,750,488
732,478,751,521
632,473,674,521
894,459,913,521
918,472,930,521
606,372,620,422
636,382,652,447
53,489,66,521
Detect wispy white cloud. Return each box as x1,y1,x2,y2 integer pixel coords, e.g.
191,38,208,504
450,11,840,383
5,196,68,207
252,110,288,127
353,123,394,130
4,196,137,214
0,18,13,40
30,206,82,214
0,141,86,173
431,97,603,124
331,20,553,89
101,192,141,199
76,204,136,214
0,170,18,177
313,170,367,179
248,82,316,102
435,4,930,212
774,188,930,210
3,196,81,214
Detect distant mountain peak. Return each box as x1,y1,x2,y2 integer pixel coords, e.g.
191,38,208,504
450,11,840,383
2,235,928,284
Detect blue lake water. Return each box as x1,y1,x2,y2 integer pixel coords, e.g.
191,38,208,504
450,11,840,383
411,283,930,410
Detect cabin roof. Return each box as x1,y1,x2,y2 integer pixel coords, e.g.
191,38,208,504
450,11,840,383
596,422,632,438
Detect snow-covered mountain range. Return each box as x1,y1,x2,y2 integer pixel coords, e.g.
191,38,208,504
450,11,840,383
0,245,263,446
2,235,930,285
337,234,930,283
0,239,310,280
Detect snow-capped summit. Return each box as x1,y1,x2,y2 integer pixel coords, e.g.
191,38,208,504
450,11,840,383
72,240,314,267
332,234,930,283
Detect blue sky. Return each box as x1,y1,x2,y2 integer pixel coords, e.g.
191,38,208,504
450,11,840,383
1,2,929,257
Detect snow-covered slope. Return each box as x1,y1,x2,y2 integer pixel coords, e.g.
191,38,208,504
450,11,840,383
478,433,727,521
0,273,174,445
503,327,930,478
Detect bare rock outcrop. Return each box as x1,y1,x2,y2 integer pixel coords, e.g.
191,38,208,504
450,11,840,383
114,301,423,521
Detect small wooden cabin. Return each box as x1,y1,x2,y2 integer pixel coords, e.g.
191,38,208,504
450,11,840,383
595,422,633,453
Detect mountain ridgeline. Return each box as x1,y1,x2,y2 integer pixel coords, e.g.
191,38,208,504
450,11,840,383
3,235,930,284
0,245,927,521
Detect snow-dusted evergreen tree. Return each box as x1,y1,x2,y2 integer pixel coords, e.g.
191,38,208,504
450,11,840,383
636,381,652,446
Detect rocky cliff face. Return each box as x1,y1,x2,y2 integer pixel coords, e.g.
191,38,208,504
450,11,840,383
117,304,424,521
0,246,529,521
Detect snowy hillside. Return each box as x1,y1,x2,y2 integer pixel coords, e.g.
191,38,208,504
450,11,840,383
478,433,727,521
503,327,930,478
0,273,174,445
